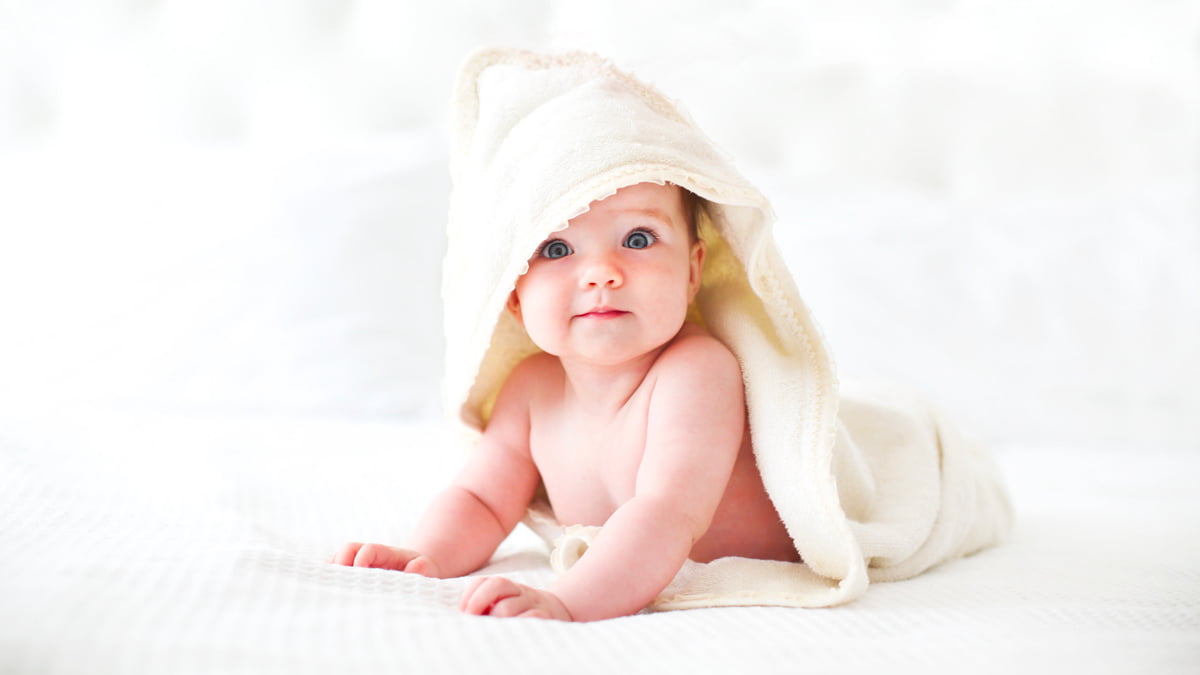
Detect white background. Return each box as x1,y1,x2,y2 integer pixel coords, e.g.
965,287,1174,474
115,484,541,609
1,0,1196,447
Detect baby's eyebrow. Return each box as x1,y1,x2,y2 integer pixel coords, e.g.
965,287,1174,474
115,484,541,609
616,208,675,226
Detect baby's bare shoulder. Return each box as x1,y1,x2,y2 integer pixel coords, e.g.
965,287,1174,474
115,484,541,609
486,352,562,443
660,323,738,366
501,351,562,396
653,324,742,389
511,350,560,375
641,326,746,488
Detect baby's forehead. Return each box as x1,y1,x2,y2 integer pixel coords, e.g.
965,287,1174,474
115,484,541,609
600,182,682,205
575,183,685,222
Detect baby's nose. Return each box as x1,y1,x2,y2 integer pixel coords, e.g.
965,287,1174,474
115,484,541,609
580,253,623,289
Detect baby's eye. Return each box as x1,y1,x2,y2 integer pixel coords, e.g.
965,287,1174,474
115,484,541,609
623,229,657,250
539,240,573,260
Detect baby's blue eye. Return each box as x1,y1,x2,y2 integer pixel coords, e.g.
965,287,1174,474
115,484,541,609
540,240,573,259
624,230,656,250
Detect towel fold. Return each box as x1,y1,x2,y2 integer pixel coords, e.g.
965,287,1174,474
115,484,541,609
442,47,1012,608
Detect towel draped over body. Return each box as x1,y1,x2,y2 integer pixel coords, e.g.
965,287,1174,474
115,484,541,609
442,47,1012,609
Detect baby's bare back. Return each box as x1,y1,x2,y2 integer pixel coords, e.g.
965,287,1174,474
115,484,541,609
523,325,799,565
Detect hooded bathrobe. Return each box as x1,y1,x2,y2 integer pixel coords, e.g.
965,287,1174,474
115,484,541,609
441,47,1012,610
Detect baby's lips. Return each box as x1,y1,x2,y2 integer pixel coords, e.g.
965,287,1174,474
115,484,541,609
575,305,629,318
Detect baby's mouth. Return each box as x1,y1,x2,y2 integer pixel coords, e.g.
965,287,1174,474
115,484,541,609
575,306,629,319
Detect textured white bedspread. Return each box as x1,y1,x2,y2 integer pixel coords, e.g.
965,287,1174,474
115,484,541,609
1,410,1196,674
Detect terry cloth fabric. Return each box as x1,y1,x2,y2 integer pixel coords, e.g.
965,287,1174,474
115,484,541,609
441,46,1013,609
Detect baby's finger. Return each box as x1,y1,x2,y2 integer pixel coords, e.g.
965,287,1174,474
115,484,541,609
403,556,435,577
458,576,490,612
352,543,415,570
352,543,382,567
488,595,535,618
460,577,520,615
331,542,363,566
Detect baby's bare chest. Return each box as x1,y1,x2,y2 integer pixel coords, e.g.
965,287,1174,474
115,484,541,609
528,408,650,526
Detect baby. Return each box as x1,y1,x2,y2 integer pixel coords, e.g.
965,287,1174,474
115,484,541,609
332,46,1011,621
333,181,796,621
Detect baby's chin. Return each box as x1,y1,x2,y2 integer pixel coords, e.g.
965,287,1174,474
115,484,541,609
554,334,683,368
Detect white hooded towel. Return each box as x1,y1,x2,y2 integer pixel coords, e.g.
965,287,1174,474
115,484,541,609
441,47,1012,610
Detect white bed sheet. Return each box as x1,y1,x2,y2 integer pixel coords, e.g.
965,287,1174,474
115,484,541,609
2,410,1196,674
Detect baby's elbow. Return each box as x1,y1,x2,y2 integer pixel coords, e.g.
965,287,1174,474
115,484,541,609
633,494,714,545
680,509,717,548
682,511,714,546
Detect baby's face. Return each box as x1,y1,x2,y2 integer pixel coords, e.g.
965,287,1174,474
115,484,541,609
508,182,704,366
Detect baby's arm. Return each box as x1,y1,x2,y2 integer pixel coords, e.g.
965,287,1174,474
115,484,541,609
461,335,746,621
554,338,744,619
332,363,541,578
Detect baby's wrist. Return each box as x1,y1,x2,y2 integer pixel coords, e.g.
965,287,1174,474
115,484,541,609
542,589,574,622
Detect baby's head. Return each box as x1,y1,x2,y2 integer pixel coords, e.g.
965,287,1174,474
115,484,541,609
506,181,706,364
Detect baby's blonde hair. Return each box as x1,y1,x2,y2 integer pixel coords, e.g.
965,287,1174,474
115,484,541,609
678,186,702,243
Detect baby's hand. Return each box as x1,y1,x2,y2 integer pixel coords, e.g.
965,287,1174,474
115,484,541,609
330,542,441,577
460,576,572,621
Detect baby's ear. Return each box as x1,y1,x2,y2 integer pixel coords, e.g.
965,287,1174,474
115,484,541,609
505,290,523,322
688,240,707,300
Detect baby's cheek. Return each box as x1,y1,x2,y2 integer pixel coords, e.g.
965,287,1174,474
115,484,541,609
650,284,692,322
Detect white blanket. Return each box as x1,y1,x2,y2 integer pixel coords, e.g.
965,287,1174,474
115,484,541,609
1,410,1195,674
440,47,1012,608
